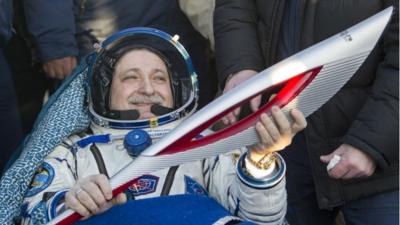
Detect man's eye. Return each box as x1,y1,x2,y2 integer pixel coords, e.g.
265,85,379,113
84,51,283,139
154,75,167,82
122,74,138,81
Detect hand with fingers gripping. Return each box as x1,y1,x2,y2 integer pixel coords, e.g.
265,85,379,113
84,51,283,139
248,106,307,163
221,70,260,125
65,174,127,219
320,144,376,179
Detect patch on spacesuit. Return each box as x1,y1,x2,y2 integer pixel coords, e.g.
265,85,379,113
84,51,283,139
25,162,55,197
48,190,68,219
127,175,159,197
21,201,49,224
184,176,207,196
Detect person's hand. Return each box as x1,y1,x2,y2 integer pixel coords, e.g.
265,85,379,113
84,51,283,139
222,70,259,125
320,144,376,179
65,174,127,219
248,106,307,161
43,56,77,80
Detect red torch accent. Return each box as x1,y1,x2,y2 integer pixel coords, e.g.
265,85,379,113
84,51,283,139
159,66,322,155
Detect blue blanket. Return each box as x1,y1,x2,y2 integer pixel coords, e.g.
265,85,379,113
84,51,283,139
0,64,91,224
76,195,255,225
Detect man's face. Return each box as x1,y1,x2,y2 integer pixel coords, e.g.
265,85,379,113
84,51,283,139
109,49,174,119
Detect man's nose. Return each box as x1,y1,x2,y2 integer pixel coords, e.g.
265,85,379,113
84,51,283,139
139,78,154,95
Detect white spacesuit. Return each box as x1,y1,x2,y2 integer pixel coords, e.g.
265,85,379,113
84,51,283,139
21,28,291,225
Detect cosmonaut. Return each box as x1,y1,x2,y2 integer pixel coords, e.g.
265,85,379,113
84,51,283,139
20,28,307,225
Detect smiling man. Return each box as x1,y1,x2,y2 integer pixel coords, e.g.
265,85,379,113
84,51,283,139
19,28,306,225
109,49,174,119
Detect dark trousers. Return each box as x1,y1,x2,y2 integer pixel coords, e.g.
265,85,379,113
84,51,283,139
0,48,23,173
281,132,399,225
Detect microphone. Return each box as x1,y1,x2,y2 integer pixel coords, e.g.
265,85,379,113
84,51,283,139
151,104,174,116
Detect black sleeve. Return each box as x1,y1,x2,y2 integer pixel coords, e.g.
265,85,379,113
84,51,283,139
344,2,399,170
213,0,265,87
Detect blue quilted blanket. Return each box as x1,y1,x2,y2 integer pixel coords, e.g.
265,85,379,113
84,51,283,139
0,64,91,225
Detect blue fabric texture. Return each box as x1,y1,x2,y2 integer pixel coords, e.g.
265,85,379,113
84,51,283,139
0,0,12,47
0,49,23,173
75,195,255,225
23,0,78,61
341,191,399,225
0,64,90,224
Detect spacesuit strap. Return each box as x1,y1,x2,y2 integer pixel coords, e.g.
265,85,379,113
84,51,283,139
89,144,109,177
160,166,179,195
61,129,93,153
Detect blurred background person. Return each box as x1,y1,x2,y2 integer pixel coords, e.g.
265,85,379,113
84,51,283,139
214,1,399,225
0,0,23,173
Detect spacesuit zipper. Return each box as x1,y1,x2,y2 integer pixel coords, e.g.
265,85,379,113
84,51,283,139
90,144,109,178
160,166,178,195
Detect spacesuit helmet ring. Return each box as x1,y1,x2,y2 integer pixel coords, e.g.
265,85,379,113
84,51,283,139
87,27,198,130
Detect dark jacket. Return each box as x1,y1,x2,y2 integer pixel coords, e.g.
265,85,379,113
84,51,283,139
0,0,13,48
22,0,206,60
214,0,399,209
23,0,214,108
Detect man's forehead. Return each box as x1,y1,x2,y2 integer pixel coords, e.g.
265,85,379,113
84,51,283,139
115,49,169,74
117,68,169,77
119,48,165,61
